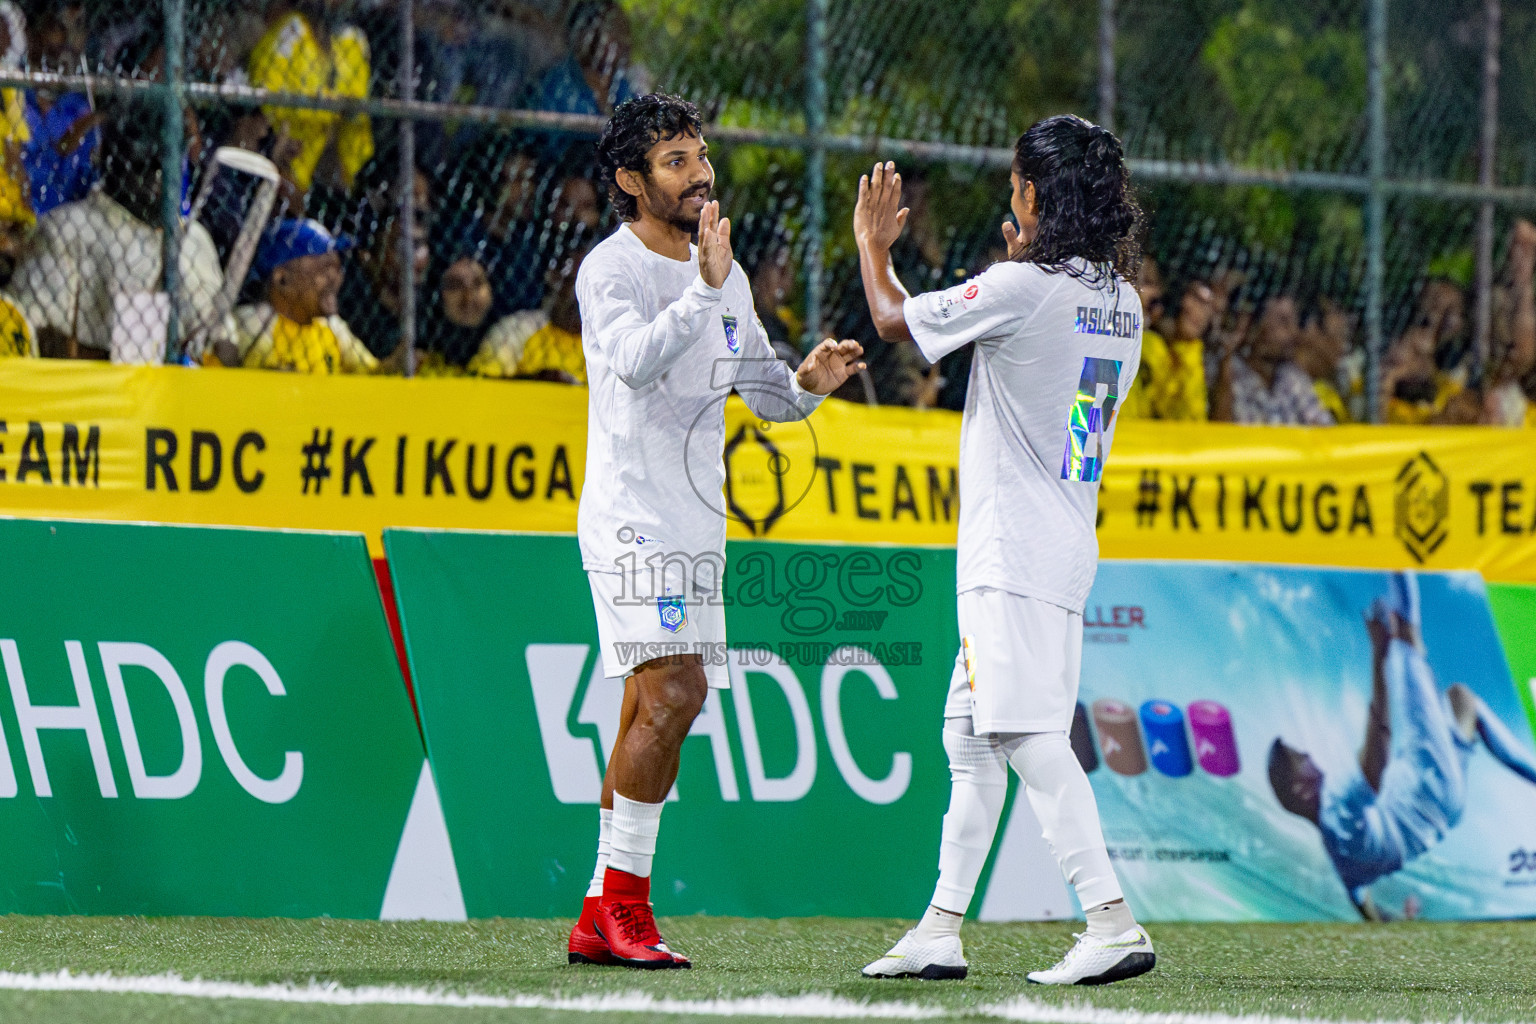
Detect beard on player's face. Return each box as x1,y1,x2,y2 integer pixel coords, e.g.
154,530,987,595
640,174,713,234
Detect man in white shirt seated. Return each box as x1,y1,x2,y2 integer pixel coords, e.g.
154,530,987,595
11,97,227,363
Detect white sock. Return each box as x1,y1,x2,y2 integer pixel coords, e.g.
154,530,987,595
912,903,963,943
585,808,614,898
607,792,663,878
1084,899,1137,939
932,718,1009,915
998,731,1124,911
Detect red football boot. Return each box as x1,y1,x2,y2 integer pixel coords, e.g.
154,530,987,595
593,869,691,969
568,895,616,965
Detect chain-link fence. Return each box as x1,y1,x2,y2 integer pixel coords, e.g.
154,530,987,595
0,0,1530,422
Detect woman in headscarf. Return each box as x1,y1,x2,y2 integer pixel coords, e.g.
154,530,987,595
415,243,497,376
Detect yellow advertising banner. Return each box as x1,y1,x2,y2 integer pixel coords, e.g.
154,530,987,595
0,362,1534,581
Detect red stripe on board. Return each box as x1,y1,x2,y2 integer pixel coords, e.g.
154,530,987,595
372,557,419,724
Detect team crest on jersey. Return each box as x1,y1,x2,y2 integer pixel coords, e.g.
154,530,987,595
658,595,687,633
722,314,740,353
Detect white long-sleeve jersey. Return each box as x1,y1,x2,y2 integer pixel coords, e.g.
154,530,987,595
576,223,823,576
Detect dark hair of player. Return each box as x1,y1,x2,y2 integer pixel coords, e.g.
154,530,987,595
1011,114,1143,283
595,93,704,222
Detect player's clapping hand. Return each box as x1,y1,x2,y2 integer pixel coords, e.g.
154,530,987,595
795,338,867,396
854,161,909,253
698,200,733,289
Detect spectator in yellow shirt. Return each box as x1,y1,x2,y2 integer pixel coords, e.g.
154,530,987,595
0,172,33,357
1295,298,1355,425
468,246,588,383
237,218,378,374
248,1,374,191
0,2,30,229
1124,279,1215,421
414,251,495,377
1382,281,1469,425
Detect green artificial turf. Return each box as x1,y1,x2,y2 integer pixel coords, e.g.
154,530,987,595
0,915,1530,1023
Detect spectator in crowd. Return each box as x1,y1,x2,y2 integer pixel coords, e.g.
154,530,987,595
1382,290,1466,425
551,172,602,235
11,98,227,362
745,237,804,366
525,0,645,118
1126,278,1215,421
0,175,34,357
0,3,28,220
1203,267,1250,376
1419,274,1470,380
337,159,430,360
1135,256,1166,329
1382,313,1462,423
236,217,380,373
1212,293,1335,425
447,139,598,320
197,108,306,272
415,248,494,375
1295,297,1353,424
437,137,543,316
249,0,374,192
415,1,563,119
1483,219,1536,427
22,8,98,217
466,244,587,383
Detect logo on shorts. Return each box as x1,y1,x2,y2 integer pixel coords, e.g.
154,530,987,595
962,635,977,691
658,595,687,633
722,314,740,353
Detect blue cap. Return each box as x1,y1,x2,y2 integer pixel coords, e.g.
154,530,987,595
254,219,353,278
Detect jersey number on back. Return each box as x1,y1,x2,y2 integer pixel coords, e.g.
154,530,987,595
1061,357,1123,483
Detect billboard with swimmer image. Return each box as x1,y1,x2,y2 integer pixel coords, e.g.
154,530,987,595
979,563,1536,923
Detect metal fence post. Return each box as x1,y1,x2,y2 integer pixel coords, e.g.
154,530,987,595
1364,0,1388,423
161,0,186,363
1098,0,1116,134
802,0,828,352
398,0,418,376
1472,0,1501,380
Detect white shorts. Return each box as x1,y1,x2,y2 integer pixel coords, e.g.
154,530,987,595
588,569,730,689
943,587,1082,735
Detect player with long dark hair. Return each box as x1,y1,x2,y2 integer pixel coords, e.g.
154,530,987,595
855,115,1154,985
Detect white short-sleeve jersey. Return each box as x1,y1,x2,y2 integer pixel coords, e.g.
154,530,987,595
576,223,822,578
904,258,1142,613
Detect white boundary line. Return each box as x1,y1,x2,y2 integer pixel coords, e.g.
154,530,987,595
0,971,1493,1024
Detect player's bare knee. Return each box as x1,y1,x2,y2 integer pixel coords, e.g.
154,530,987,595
635,661,707,739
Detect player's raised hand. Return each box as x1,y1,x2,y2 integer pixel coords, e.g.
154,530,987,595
854,161,909,252
697,199,733,289
795,338,867,396
1002,218,1022,258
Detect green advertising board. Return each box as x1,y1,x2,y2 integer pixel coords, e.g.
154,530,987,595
1488,583,1536,744
386,530,964,919
0,518,438,918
